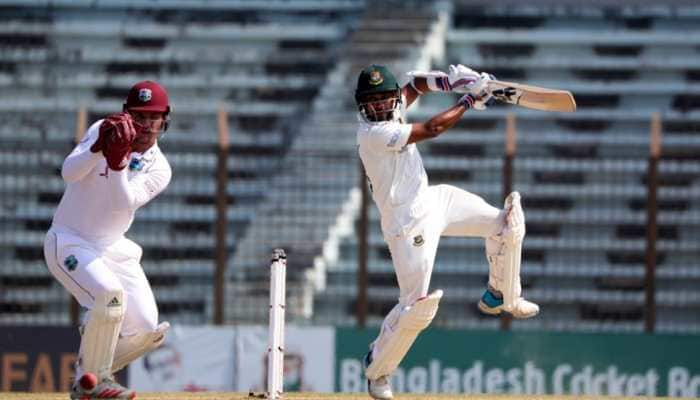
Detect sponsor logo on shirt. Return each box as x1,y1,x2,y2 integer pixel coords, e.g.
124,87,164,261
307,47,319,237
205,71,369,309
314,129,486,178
387,132,400,147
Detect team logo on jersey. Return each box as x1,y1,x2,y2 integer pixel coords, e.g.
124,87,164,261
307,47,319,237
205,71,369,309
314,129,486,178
369,70,384,86
413,235,425,247
138,88,152,102
64,255,79,271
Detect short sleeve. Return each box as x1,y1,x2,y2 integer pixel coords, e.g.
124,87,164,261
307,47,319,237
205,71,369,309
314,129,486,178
362,121,412,152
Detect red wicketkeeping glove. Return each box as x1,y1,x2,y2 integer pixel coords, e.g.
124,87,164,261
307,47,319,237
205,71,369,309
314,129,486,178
92,113,138,170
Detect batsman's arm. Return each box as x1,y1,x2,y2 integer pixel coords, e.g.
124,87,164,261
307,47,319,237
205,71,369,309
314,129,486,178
404,65,485,108
407,94,475,145
402,81,420,108
401,71,451,107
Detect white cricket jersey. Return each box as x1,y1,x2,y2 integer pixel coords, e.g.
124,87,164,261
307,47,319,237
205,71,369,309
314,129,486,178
52,120,172,245
357,116,430,237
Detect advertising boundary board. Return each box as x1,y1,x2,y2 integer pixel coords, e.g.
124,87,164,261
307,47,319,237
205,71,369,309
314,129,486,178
0,326,131,392
335,328,700,397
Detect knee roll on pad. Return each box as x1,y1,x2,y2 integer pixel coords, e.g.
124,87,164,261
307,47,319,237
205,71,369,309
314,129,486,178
504,192,525,242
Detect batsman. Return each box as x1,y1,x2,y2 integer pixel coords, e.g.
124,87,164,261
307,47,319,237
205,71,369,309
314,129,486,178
43,81,173,399
355,64,539,399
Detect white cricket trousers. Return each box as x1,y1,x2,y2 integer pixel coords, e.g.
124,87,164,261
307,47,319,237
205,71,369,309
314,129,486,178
372,185,505,356
43,226,159,336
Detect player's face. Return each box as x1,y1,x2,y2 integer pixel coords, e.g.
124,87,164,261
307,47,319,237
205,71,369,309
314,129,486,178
360,91,399,121
129,110,165,153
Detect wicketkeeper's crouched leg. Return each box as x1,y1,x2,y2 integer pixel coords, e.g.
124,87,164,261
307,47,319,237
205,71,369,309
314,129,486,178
99,236,170,374
112,321,170,374
79,290,125,380
480,192,539,318
78,301,168,378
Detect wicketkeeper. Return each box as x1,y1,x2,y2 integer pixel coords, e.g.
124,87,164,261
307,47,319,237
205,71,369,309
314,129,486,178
355,64,539,399
43,81,173,399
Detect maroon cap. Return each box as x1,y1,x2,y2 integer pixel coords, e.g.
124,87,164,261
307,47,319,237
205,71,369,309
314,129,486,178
124,80,170,113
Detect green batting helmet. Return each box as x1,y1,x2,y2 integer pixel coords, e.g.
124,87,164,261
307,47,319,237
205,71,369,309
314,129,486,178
354,65,400,104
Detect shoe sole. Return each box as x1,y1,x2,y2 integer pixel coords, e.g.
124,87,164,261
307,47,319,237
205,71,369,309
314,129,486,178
478,300,502,316
478,300,539,319
513,308,539,319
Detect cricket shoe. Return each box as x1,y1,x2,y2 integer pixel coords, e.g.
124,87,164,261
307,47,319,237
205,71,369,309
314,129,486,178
363,349,393,400
70,373,135,400
478,286,539,319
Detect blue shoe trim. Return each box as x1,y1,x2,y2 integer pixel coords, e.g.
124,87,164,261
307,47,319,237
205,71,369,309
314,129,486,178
481,289,503,308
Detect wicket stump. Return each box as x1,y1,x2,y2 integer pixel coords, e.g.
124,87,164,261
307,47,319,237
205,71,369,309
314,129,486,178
267,249,286,399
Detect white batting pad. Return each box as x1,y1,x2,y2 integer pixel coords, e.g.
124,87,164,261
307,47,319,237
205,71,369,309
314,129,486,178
365,290,443,380
486,192,526,311
80,290,125,379
111,321,169,374
502,192,525,310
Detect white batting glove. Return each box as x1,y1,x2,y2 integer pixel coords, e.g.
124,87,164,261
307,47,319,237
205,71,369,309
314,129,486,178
472,72,496,110
407,66,493,95
448,64,482,94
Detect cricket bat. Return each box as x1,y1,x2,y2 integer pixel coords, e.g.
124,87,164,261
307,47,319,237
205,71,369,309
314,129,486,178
486,80,576,112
